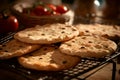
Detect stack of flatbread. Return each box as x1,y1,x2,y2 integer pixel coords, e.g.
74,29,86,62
0,23,119,71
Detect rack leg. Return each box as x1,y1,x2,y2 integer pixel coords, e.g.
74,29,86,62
112,61,116,80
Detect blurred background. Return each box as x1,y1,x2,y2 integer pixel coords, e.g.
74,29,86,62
0,0,120,25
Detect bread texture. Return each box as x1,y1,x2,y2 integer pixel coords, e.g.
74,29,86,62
18,45,80,71
14,23,79,44
59,35,117,58
0,39,41,59
75,24,120,40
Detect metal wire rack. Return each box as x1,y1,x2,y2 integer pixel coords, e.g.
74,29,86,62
0,32,120,80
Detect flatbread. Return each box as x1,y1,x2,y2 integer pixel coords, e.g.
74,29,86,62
75,24,120,40
59,35,117,58
18,45,80,71
0,39,41,59
14,23,79,44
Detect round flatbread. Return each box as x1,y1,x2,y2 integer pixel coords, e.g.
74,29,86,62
14,23,79,44
18,45,80,71
75,24,120,40
0,39,41,60
59,36,117,58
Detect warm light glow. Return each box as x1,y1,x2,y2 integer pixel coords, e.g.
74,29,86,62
94,0,100,7
14,19,18,23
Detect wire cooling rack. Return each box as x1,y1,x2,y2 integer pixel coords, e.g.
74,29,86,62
0,32,120,80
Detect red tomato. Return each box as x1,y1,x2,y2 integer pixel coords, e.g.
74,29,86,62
0,15,19,33
56,5,69,14
33,5,50,16
7,16,19,31
47,4,57,11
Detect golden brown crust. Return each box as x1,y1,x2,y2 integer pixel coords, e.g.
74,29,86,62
0,39,41,59
14,23,79,44
75,24,120,40
59,35,117,58
18,45,81,71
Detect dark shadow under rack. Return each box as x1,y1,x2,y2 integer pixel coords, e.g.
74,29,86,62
0,32,120,80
